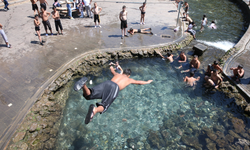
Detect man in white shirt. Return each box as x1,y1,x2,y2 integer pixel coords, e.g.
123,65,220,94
84,0,92,18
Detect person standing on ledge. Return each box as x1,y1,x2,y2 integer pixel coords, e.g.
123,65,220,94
120,5,129,39
139,2,146,25
30,0,39,15
74,67,153,124
0,23,11,48
39,0,49,10
39,7,53,36
52,6,63,35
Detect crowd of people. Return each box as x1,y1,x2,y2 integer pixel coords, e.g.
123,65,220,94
175,1,218,40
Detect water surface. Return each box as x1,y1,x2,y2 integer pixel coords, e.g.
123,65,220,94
55,57,250,149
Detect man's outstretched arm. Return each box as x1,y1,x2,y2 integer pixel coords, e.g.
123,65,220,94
130,79,153,85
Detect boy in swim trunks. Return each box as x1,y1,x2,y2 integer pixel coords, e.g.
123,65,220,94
204,69,222,89
74,67,153,124
39,0,48,10
128,28,153,35
184,71,200,87
230,64,245,82
91,2,102,28
52,6,63,35
120,5,129,39
34,15,43,45
31,0,39,15
182,1,189,18
0,23,11,48
39,7,53,36
139,2,146,25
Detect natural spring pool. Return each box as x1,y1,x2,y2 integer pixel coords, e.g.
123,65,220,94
55,57,250,149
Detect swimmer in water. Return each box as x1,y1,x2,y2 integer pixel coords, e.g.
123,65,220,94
200,14,207,32
157,51,174,62
209,21,217,29
183,71,200,86
74,67,153,124
109,61,123,74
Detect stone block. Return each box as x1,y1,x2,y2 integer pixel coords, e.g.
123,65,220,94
193,43,208,56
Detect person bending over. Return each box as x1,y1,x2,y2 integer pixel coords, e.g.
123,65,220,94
128,28,153,35
74,67,153,124
156,51,174,62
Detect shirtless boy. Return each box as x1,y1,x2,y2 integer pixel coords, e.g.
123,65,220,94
39,0,48,10
181,55,200,73
176,51,187,69
30,0,39,15
182,2,189,18
120,5,128,39
34,15,43,45
157,51,174,62
139,2,146,25
128,28,153,35
204,69,222,89
230,64,245,82
40,7,53,36
52,6,63,35
91,2,102,28
184,72,200,86
74,67,153,124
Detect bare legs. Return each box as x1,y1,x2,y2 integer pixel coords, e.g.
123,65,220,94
82,84,104,119
121,28,127,38
140,14,145,24
36,30,42,43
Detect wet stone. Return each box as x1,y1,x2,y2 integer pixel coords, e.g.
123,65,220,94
205,138,217,150
229,130,242,139
225,134,235,143
130,49,138,55
29,123,38,132
193,43,208,56
13,131,26,143
181,135,202,150
216,138,228,148
231,118,246,133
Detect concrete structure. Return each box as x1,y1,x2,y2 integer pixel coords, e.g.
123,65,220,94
222,0,250,99
193,43,208,56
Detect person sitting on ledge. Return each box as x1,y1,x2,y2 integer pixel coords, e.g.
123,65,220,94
205,61,223,76
74,67,153,124
230,64,244,82
128,28,153,35
204,69,222,89
156,50,174,62
185,22,196,40
183,71,200,87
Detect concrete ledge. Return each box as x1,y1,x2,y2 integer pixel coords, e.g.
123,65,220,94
222,0,250,100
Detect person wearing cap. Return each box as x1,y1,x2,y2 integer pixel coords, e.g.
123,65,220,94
230,64,244,82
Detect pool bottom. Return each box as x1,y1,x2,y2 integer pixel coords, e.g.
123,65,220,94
54,55,250,150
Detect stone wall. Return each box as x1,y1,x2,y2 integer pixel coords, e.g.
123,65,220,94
6,35,193,150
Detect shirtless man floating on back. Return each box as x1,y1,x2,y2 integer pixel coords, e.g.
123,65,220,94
74,66,153,124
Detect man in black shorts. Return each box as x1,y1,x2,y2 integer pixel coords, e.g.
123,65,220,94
119,5,129,39
74,66,153,124
39,7,53,36
30,0,39,15
39,0,48,10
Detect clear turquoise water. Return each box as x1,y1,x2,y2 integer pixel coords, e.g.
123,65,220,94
186,0,249,50
55,57,250,149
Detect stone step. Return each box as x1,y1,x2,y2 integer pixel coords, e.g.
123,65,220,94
193,43,208,56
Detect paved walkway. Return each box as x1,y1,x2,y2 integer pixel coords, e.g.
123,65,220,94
223,0,250,98
0,0,185,149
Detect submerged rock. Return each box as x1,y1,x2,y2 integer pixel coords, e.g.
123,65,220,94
205,138,217,150
180,135,202,150
231,118,246,133
147,130,165,149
